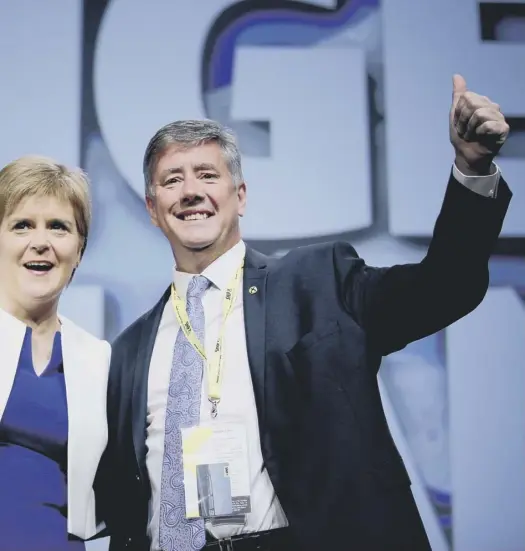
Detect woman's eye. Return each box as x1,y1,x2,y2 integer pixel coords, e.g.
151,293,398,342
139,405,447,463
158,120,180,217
50,222,68,232
13,221,30,230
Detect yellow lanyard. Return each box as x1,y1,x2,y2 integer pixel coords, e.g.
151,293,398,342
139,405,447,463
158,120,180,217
170,261,244,418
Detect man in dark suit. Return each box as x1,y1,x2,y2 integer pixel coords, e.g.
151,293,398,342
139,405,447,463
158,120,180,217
97,75,511,550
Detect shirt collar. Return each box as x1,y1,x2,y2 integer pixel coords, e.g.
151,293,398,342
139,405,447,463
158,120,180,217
172,240,246,299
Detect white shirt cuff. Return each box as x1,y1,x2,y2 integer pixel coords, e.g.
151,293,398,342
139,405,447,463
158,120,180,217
453,162,500,198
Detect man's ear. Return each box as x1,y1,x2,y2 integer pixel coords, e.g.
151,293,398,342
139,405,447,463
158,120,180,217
237,182,247,217
146,196,159,227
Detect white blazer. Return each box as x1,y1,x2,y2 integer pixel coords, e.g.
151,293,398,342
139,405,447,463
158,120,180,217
0,306,110,540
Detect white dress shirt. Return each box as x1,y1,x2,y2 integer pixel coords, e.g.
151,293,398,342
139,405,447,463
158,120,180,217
145,164,499,549
146,240,288,550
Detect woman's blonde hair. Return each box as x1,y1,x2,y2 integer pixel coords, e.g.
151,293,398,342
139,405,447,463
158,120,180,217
0,155,92,257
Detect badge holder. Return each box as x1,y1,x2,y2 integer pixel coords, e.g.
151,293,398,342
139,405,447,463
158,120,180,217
181,420,252,521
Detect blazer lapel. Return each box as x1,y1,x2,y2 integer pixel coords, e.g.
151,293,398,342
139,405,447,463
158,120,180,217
132,287,171,477
60,316,110,538
61,319,87,531
243,247,269,436
0,309,26,421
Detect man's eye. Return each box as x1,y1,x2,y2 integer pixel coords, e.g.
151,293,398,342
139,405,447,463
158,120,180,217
201,173,217,180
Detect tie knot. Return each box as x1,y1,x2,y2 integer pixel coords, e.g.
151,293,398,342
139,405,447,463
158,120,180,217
187,275,210,300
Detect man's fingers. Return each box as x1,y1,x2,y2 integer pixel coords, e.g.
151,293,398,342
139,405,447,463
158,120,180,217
453,96,463,125
453,92,502,137
450,76,509,152
452,92,481,127
455,100,473,137
464,107,501,140
475,120,510,142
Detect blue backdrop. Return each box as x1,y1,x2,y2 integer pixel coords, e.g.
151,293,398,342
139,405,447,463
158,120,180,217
1,2,524,550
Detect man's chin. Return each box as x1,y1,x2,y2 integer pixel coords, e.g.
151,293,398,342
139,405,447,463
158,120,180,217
182,241,215,252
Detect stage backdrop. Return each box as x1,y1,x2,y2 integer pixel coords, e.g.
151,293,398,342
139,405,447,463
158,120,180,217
1,2,524,550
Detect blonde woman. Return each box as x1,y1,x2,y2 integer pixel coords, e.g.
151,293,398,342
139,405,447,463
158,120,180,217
0,156,109,551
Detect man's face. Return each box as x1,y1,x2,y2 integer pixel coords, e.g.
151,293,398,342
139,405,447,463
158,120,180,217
146,142,246,258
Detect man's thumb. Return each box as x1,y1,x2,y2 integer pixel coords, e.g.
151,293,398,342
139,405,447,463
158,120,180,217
452,74,467,100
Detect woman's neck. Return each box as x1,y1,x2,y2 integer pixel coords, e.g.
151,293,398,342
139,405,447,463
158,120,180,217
0,291,59,334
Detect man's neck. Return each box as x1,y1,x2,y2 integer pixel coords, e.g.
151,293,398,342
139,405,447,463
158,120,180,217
174,238,241,274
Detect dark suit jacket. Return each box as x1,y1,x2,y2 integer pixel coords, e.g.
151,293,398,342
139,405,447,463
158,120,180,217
96,174,511,550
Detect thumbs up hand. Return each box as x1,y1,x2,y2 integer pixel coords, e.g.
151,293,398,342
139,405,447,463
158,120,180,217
450,74,509,175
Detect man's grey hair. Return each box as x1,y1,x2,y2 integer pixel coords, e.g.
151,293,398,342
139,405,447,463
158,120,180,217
143,119,244,198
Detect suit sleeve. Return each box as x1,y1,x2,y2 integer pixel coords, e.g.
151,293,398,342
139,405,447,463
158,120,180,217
335,171,512,357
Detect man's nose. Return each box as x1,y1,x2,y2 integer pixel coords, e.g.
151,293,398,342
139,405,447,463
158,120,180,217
180,176,203,203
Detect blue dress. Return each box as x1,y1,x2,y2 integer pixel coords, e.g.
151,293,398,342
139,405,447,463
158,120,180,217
0,327,85,551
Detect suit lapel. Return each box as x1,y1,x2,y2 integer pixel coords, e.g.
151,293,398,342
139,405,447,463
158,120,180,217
243,247,269,436
131,247,270,473
132,287,171,476
0,309,26,421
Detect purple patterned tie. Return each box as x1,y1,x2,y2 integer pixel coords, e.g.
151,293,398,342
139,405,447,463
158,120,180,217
159,275,210,551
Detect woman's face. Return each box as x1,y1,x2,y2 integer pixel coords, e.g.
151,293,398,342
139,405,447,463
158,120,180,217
0,194,82,315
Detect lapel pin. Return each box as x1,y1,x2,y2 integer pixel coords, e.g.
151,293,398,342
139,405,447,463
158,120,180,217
248,286,258,294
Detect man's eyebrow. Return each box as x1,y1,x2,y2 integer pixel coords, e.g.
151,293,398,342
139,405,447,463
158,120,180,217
193,163,219,172
159,166,183,180
158,164,219,180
